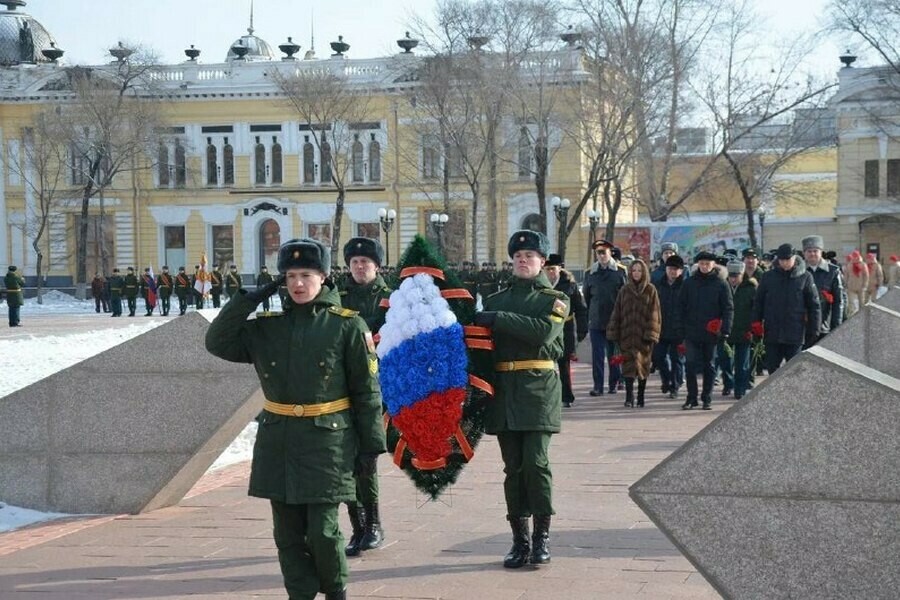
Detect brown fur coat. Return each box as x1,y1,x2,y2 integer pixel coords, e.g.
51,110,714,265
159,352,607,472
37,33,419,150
606,259,662,379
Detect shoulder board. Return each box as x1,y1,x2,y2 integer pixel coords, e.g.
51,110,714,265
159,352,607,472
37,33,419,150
540,288,566,298
486,288,507,300
339,290,348,296
328,306,359,318
256,310,283,318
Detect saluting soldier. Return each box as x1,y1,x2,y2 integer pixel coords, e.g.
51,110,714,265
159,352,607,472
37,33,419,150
475,230,569,569
210,264,224,308
140,268,156,316
123,267,139,317
205,238,386,600
224,264,241,300
339,237,392,557
107,267,124,317
4,265,25,327
174,266,192,315
256,265,276,312
156,266,173,316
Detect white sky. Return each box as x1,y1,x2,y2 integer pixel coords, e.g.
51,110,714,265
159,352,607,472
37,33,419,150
23,0,845,74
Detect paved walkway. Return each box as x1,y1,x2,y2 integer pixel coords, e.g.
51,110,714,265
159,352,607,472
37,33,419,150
0,333,733,599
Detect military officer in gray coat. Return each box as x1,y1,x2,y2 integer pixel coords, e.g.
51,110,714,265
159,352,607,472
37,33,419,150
802,235,843,343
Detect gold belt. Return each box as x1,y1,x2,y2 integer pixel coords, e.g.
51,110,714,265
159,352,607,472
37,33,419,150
495,360,555,372
263,397,350,418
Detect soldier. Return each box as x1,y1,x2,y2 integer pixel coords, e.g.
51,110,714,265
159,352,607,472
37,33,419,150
477,262,499,300
123,267,139,317
460,261,478,299
542,253,588,408
205,238,386,600
224,264,241,301
802,235,843,343
476,230,569,569
140,268,157,316
256,265,275,312
191,265,205,310
4,265,24,327
210,264,224,308
91,272,109,313
174,266,192,315
107,268,124,317
339,237,392,557
157,266,173,316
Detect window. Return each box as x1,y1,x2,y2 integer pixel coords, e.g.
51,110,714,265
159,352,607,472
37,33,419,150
448,141,465,178
174,141,186,187
255,138,266,185
888,159,900,196
70,143,87,186
212,225,234,268
164,225,186,270
357,222,380,239
422,135,440,179
307,223,332,245
320,141,332,184
259,219,280,270
158,143,169,187
271,138,283,184
352,135,364,183
206,138,217,185
303,138,315,184
223,138,234,185
518,127,532,179
369,135,381,182
75,215,114,281
865,160,879,197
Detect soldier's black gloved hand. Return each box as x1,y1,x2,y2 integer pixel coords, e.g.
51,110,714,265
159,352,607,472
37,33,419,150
243,275,285,304
354,452,379,477
474,311,497,328
577,332,587,343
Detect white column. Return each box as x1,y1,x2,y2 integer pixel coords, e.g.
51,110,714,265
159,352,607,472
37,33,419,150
115,211,135,268
0,126,6,267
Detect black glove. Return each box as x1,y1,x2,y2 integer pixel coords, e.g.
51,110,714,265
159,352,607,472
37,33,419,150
243,275,284,304
474,311,498,327
354,452,379,477
577,332,587,343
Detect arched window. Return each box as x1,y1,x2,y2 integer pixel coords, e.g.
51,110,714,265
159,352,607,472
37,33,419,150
259,219,281,271
521,212,544,233
369,135,381,182
271,138,283,184
158,143,169,187
320,140,332,184
206,139,217,185
302,138,315,184
254,139,266,185
518,127,532,179
223,139,234,185
351,135,364,183
174,141,186,187
422,135,439,179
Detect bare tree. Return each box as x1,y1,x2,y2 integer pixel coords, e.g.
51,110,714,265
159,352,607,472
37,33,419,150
828,0,900,74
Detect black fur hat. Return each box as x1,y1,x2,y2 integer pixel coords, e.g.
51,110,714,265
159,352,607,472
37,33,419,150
343,237,384,267
507,230,550,258
277,238,331,274
665,255,685,269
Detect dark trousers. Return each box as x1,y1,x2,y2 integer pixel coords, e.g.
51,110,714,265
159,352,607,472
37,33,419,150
110,297,122,316
126,297,136,316
94,296,109,313
270,501,346,599
589,329,621,392
733,342,751,397
558,356,574,403
211,292,221,308
685,340,717,401
195,292,204,309
160,295,170,315
144,297,155,315
177,295,188,315
653,340,685,392
497,431,554,517
262,297,271,312
716,340,734,392
8,304,20,326
764,341,802,374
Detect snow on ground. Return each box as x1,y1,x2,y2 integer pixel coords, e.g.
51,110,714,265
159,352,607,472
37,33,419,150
0,291,258,532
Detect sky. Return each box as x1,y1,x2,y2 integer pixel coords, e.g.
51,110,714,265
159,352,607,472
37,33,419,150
20,0,846,74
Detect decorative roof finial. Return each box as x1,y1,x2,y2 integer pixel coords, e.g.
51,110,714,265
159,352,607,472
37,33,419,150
247,0,254,35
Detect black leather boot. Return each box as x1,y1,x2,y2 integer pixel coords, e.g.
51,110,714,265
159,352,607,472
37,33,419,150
344,503,366,557
637,379,646,407
360,502,384,550
624,378,635,407
531,515,551,565
325,589,346,600
503,516,530,568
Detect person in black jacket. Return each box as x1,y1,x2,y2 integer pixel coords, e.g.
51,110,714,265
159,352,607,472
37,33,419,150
802,236,843,343
582,239,627,396
677,251,734,410
652,254,686,398
543,253,588,407
751,243,821,373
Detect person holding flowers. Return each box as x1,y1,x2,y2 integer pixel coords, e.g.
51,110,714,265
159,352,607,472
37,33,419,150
474,230,569,569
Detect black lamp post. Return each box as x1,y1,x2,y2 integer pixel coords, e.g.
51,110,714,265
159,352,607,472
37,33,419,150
430,212,449,254
378,207,397,266
586,208,601,249
550,196,571,261
757,200,772,252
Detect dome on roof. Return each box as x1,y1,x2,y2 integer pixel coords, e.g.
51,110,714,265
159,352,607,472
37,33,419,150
0,2,58,66
226,28,275,62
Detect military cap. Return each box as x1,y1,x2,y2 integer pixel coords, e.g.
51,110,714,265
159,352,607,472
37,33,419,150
213,263,220,268
545,253,564,267
715,255,729,266
230,264,237,269
592,238,614,250
178,266,186,272
507,230,550,258
7,265,16,272
776,243,795,259
727,260,744,275
620,254,635,266
802,235,824,251
741,248,759,258
660,242,679,253
611,247,622,260
343,237,384,267
144,267,151,273
162,265,169,270
723,248,739,258
694,250,717,262
260,265,268,270
665,255,685,269
113,267,120,273
277,238,331,274
127,266,134,272
194,265,200,269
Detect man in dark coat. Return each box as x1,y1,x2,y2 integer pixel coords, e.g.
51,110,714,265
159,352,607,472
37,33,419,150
206,238,385,600
174,267,192,315
4,265,24,327
209,264,224,308
677,251,734,410
91,272,109,313
543,253,588,407
652,254,686,398
224,264,241,300
650,242,680,286
752,243,821,373
123,267,139,317
256,266,276,312
156,266,173,316
107,268,125,317
140,268,157,316
582,239,627,396
802,235,843,343
477,230,568,569
338,237,392,557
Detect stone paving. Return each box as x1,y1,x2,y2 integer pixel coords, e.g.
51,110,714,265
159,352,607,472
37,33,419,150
0,315,731,599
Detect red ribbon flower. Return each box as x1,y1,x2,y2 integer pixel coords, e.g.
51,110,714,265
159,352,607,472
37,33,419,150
744,330,753,341
676,343,687,355
821,290,834,305
706,318,722,334
609,354,626,366
750,321,765,338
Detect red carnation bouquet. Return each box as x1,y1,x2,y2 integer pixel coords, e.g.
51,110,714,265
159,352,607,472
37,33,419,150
750,321,765,338
677,343,687,355
609,354,626,366
821,290,834,305
706,318,723,335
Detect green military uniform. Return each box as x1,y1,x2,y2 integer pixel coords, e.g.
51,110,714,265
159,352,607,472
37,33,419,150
4,266,24,327
224,266,241,300
140,269,156,316
156,269,173,316
341,275,390,334
191,267,204,310
256,267,275,312
210,267,224,308
123,268,139,316
477,263,499,299
205,237,385,600
174,268,192,315
480,230,569,569
461,262,479,298
107,269,124,317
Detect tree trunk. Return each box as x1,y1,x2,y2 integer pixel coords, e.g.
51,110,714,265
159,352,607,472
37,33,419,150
487,132,498,264
535,140,548,234
75,180,94,300
747,207,759,249
470,182,480,263
332,187,345,262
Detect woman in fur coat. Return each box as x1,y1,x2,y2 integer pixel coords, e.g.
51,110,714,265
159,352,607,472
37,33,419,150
843,251,868,316
607,259,662,407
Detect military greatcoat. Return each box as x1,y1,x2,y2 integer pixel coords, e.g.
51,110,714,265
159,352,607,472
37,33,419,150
339,274,391,334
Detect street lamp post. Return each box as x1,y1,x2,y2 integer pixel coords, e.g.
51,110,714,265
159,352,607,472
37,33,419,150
550,196,571,261
757,200,772,252
377,207,397,266
430,212,449,255
586,208,601,249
